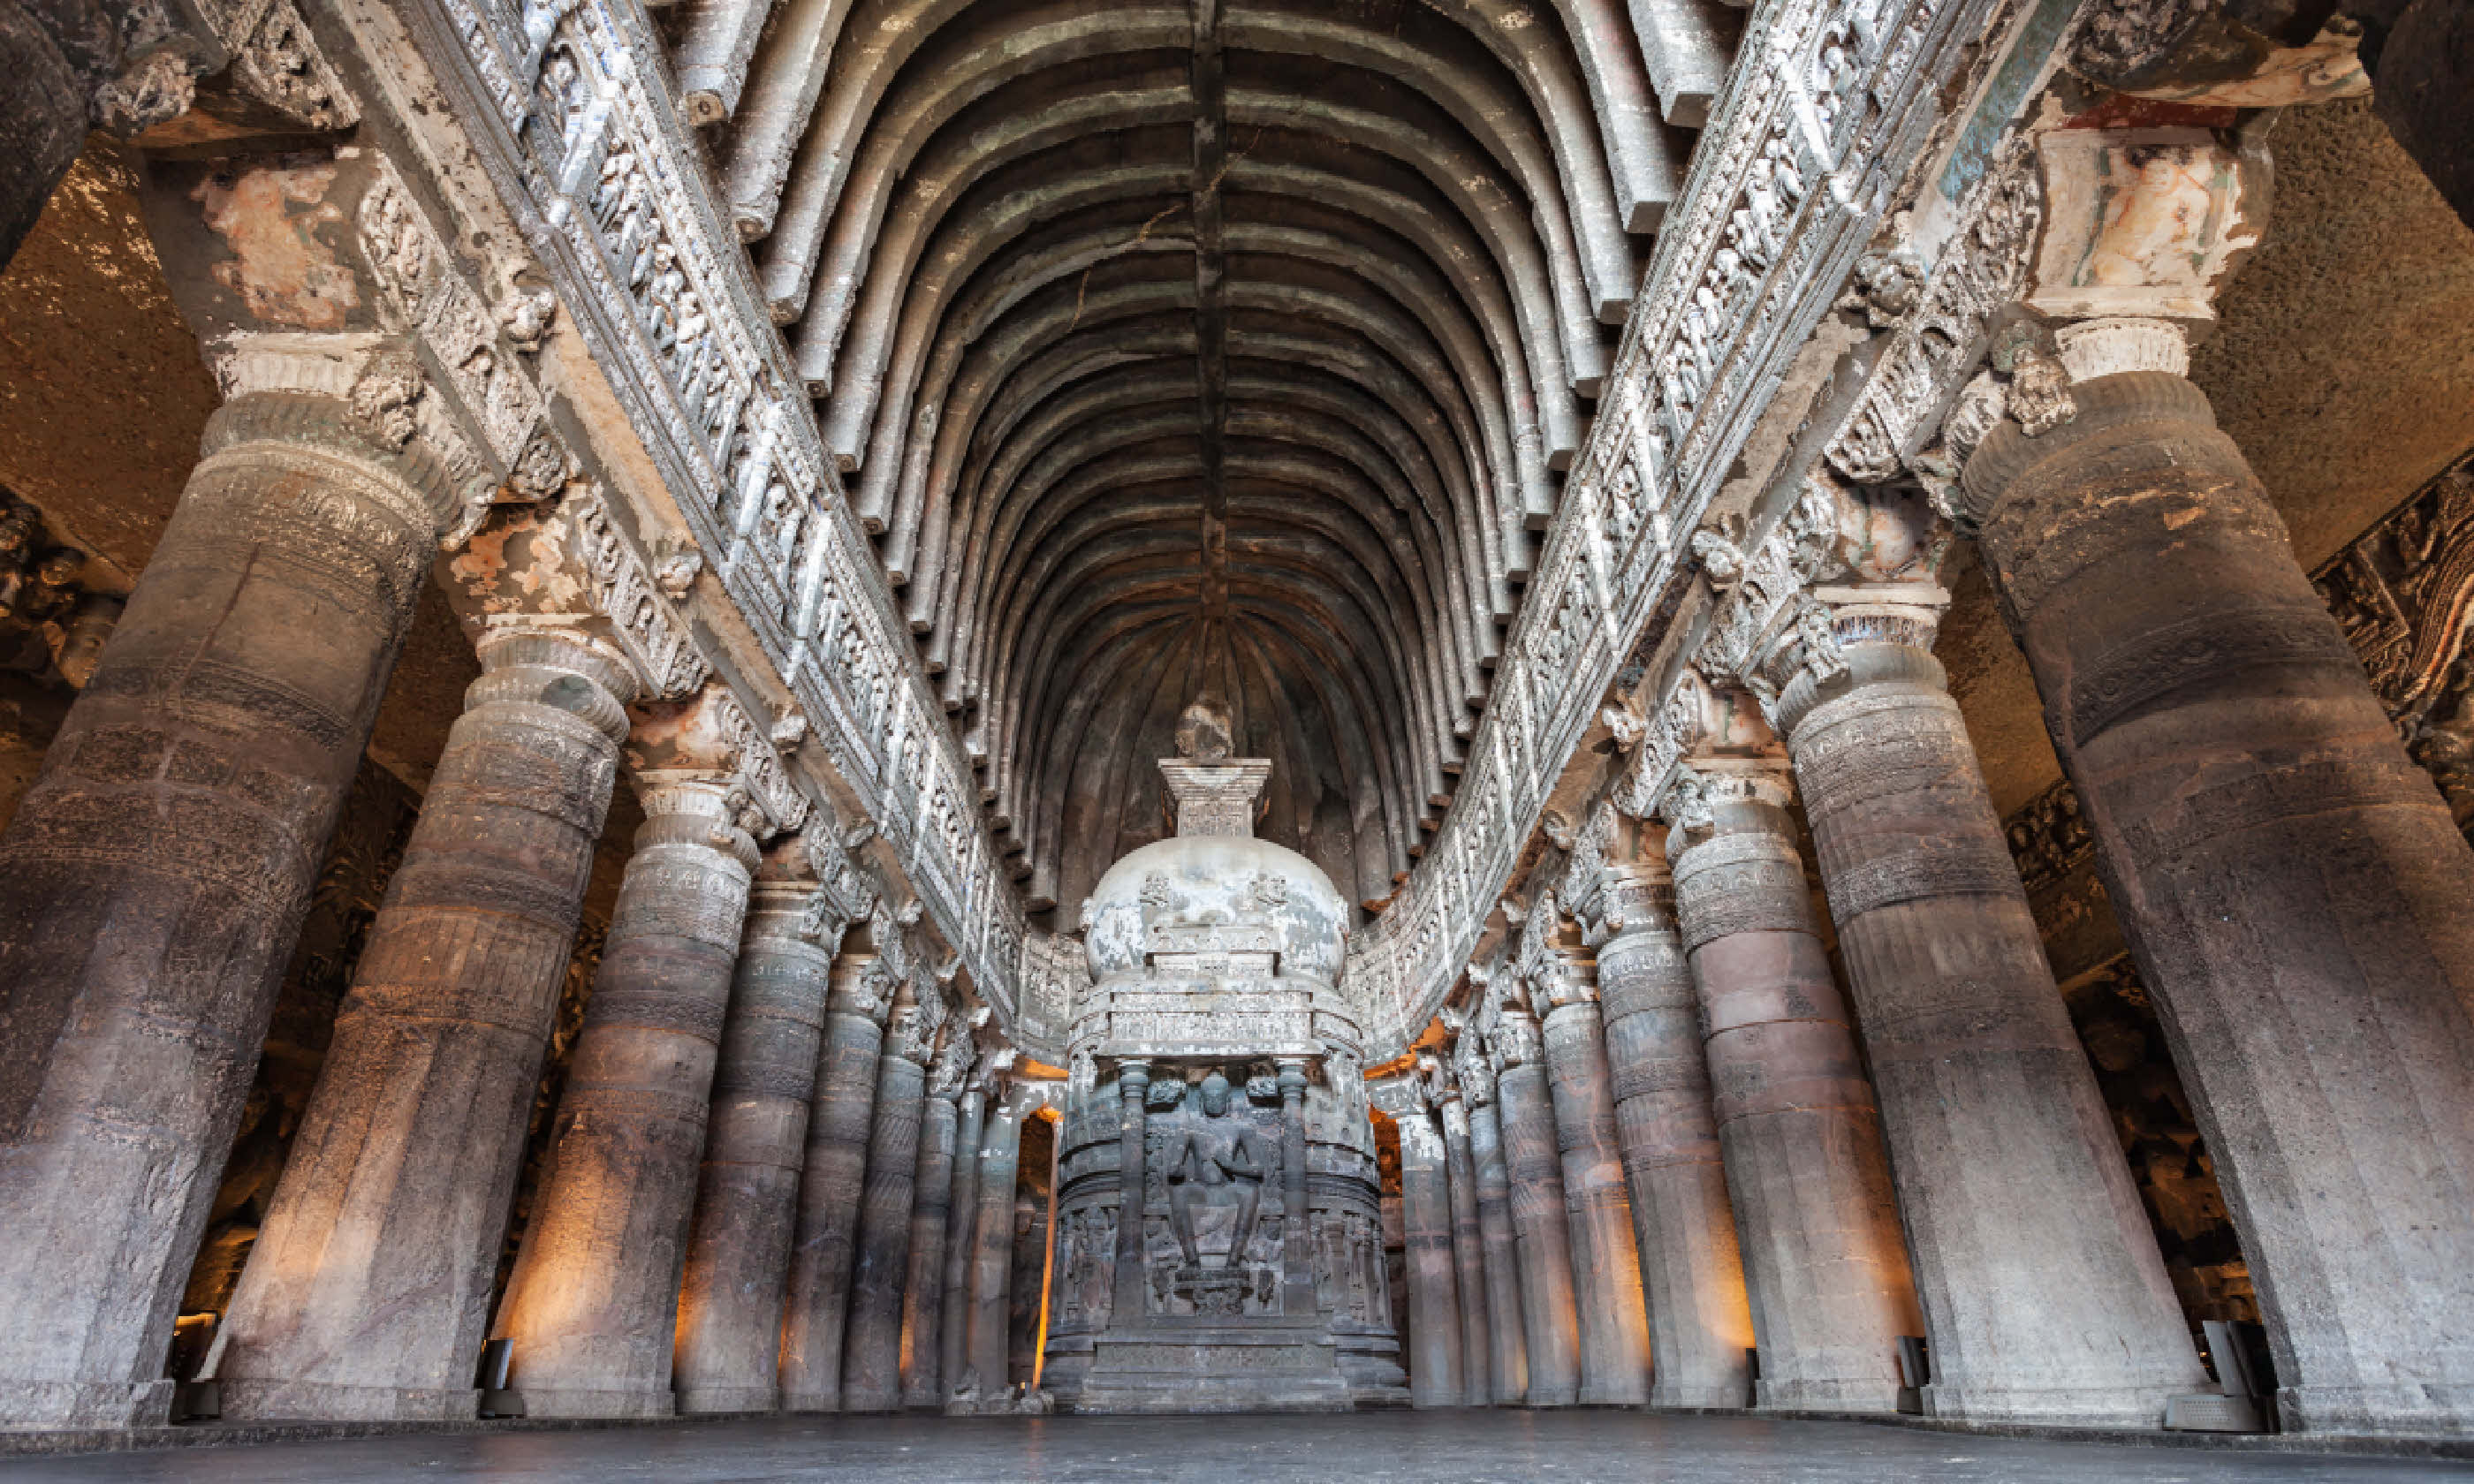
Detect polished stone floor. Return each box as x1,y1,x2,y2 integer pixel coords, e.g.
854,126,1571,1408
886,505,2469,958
6,1412,2472,1482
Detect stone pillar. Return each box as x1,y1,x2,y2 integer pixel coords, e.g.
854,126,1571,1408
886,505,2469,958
491,753,761,1418
1458,1049,1529,1406
0,386,454,1427
1534,939,1655,1406
1107,1061,1150,1324
672,845,849,1414
965,1087,1028,1397
839,998,936,1412
899,1033,971,1408
1398,1102,1464,1410
1277,1058,1317,1316
1962,344,2474,1436
1489,1011,1582,1408
779,948,894,1411
1666,749,1919,1411
1776,581,2207,1426
216,621,634,1422
1434,1079,1493,1407
934,1081,988,1404
1597,852,1757,1410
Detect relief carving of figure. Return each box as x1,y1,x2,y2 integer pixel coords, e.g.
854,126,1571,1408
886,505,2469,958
1163,1071,1269,1271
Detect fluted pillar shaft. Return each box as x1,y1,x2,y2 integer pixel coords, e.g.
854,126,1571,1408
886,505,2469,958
673,868,840,1414
934,1086,986,1404
1669,786,1918,1411
1538,955,1654,1406
1464,1083,1529,1405
216,623,633,1422
1597,860,1756,1410
965,1092,1027,1395
840,1009,933,1412
0,392,452,1427
1780,603,2205,1426
898,1070,963,1408
779,952,892,1411
491,772,757,1418
1964,362,2474,1435
1437,1092,1492,1407
1399,1106,1464,1409
1491,1018,1582,1407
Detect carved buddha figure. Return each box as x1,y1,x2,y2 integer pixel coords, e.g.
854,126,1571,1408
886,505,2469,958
1164,1071,1268,1270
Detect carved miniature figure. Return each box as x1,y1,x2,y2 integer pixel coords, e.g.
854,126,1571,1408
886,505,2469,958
1163,1071,1270,1272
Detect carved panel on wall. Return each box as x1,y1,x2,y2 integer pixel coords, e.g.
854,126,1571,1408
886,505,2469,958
2317,452,2474,829
2059,957,2254,1325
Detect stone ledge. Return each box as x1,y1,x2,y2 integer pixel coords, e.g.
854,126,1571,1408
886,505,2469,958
0,1410,774,1458
8,1404,2472,1463
1647,1405,2474,1461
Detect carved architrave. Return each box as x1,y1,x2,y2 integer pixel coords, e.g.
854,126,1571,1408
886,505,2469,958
1825,140,2042,484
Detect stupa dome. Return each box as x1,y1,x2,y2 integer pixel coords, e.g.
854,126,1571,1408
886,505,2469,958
1082,833,1349,984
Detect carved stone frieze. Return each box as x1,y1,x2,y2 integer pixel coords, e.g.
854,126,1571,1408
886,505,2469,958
1825,140,2042,485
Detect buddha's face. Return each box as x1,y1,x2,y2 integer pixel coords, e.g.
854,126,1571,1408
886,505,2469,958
1200,1075,1232,1117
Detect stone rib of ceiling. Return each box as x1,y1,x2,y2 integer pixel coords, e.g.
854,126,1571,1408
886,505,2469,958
674,0,1700,925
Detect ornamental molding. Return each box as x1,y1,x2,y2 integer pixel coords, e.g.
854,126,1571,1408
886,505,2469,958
404,0,1027,1018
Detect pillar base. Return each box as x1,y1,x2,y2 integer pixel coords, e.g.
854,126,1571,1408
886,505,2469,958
2279,1383,2474,1438
0,1377,175,1428
512,1384,675,1420
216,1379,479,1422
779,1391,844,1414
1757,1377,1901,1412
1922,1381,2174,1428
675,1383,777,1414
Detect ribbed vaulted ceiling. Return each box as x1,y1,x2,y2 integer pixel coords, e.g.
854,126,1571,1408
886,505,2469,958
666,0,1731,924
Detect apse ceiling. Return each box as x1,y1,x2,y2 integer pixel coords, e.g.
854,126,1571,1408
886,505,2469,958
665,0,1728,924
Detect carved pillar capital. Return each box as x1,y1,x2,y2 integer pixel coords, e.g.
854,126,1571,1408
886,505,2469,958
926,1019,977,1101
625,680,808,840
1488,1010,1543,1071
826,950,894,1026
466,615,638,737
1769,582,1955,740
629,770,761,872
1598,855,1676,942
